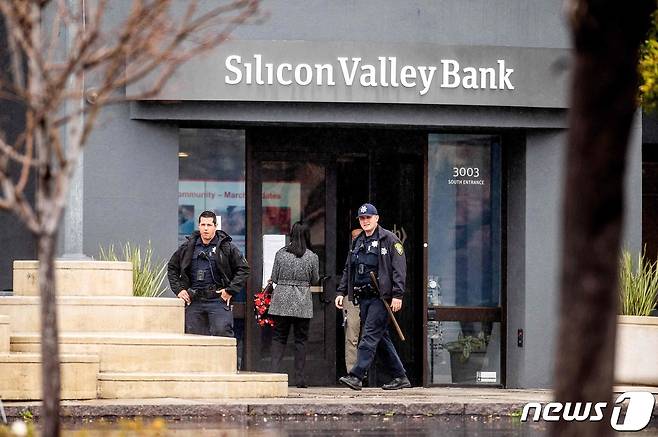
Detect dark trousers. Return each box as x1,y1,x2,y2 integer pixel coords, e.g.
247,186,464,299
350,297,406,380
185,298,234,337
270,315,310,385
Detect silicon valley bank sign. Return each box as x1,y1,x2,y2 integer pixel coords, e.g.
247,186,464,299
131,40,569,108
225,55,515,95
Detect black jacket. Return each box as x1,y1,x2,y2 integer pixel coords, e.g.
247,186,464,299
337,226,407,301
167,230,250,296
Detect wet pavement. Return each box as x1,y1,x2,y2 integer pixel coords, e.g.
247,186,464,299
4,387,557,420
60,415,658,436
4,386,658,435
63,415,551,436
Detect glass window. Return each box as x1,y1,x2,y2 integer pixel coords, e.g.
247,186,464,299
178,129,246,253
260,161,326,277
427,134,501,308
427,133,502,386
178,128,246,305
428,321,501,384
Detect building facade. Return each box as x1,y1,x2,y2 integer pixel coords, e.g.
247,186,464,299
0,1,643,388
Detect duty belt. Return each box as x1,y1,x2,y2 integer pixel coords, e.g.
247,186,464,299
190,285,219,300
353,284,379,304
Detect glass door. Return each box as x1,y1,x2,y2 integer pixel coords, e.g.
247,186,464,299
426,134,503,385
246,142,337,386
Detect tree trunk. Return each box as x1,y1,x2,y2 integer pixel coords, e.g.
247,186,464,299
38,232,61,436
553,2,655,436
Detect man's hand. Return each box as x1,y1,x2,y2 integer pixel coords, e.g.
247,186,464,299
219,288,232,305
177,290,191,305
391,298,402,312
335,295,344,309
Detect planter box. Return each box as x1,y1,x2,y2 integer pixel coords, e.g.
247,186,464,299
449,351,487,384
12,260,133,297
615,315,658,386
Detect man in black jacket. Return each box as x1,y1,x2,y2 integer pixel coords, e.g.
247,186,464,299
168,210,250,337
335,203,410,391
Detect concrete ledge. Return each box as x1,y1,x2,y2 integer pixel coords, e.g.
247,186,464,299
0,315,9,352
13,260,133,297
12,333,237,373
3,388,654,421
0,353,99,400
0,388,563,420
11,332,236,346
0,296,184,334
98,372,288,399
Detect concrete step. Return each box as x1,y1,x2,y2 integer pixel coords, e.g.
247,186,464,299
0,352,99,400
0,315,9,352
0,296,184,334
11,332,237,373
98,371,288,399
13,260,133,297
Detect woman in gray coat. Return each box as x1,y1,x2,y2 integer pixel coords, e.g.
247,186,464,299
268,221,320,388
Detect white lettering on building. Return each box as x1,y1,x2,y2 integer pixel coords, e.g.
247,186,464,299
224,55,515,94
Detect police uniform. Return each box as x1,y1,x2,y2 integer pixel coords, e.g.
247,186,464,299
337,203,410,390
167,229,250,337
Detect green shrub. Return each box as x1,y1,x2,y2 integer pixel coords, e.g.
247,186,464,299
444,331,489,362
98,242,168,297
640,11,658,112
619,249,658,316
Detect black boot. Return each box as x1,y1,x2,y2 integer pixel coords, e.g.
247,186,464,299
339,375,363,391
382,376,411,390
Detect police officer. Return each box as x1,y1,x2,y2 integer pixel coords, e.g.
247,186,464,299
335,203,411,390
168,210,250,337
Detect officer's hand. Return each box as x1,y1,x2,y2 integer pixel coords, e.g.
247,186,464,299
391,298,402,312
219,288,232,305
335,295,344,309
177,290,191,305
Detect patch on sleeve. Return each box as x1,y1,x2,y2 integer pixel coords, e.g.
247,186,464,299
394,242,404,255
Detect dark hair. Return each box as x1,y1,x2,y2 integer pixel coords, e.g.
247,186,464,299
198,210,217,225
286,221,311,258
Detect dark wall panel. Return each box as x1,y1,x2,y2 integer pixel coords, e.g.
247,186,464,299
0,20,36,290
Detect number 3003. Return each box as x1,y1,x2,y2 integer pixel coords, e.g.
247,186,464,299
453,167,480,178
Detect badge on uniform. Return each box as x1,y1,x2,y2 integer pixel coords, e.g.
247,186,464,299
381,248,388,255
394,242,404,255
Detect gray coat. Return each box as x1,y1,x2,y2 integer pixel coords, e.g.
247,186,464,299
268,248,320,319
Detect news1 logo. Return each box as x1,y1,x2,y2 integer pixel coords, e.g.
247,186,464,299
521,391,656,431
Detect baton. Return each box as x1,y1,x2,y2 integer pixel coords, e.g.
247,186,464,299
369,271,405,341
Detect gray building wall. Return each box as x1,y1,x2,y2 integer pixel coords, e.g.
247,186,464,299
82,102,179,266
505,134,527,388
229,0,570,48
521,130,566,388
505,118,643,389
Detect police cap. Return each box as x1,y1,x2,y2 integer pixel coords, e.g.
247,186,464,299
357,203,378,217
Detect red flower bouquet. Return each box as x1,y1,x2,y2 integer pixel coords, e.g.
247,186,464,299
254,282,275,327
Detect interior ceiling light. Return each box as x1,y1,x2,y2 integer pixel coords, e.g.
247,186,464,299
178,152,189,158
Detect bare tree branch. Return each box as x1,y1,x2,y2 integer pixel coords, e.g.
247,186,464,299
0,2,261,433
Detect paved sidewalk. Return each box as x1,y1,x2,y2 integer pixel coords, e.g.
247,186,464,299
3,386,656,421
1,387,550,420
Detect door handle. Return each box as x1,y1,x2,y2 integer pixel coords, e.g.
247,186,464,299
318,275,332,304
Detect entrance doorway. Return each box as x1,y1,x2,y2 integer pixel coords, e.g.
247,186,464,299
245,128,424,386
